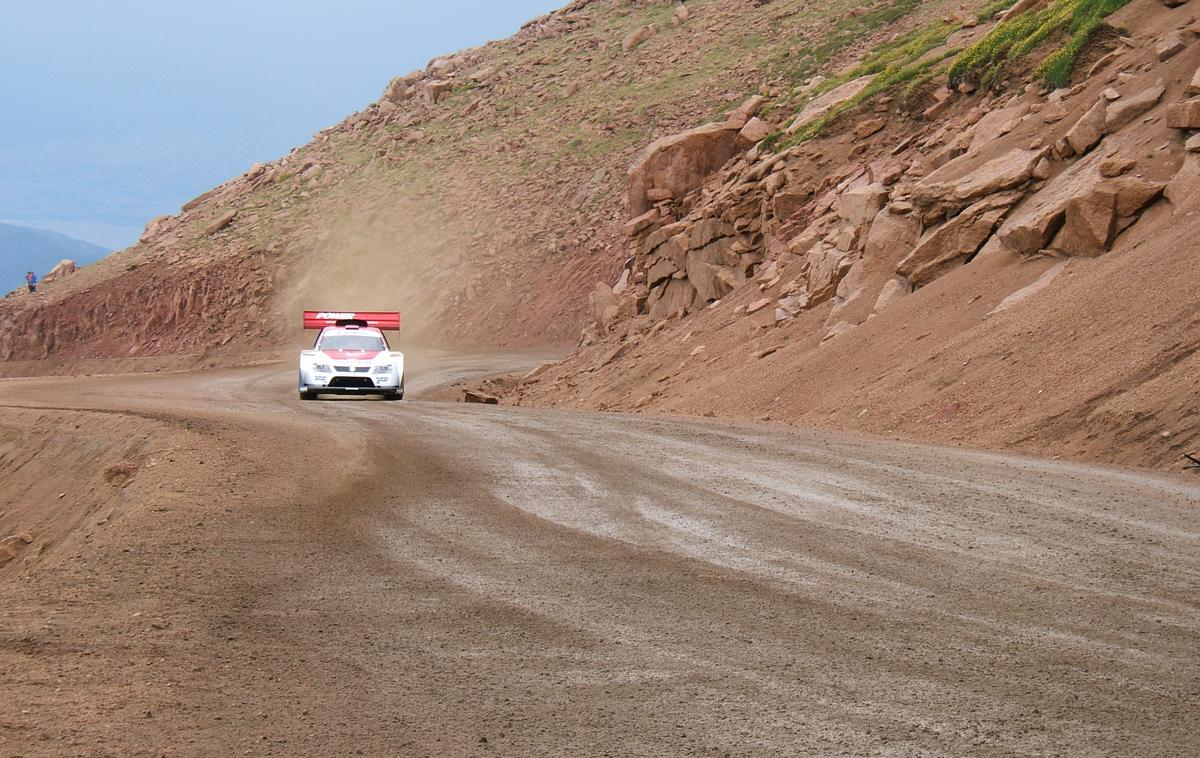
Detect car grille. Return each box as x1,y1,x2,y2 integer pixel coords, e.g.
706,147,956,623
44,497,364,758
329,376,376,388
334,366,372,373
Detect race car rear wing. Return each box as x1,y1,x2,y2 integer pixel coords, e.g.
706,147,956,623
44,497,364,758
303,310,402,330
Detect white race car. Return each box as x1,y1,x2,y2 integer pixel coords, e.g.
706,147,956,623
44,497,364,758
298,310,405,401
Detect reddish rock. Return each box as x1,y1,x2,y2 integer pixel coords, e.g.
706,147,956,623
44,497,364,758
1065,100,1107,156
1104,84,1164,133
1156,32,1186,61
622,24,657,53
746,297,771,314
647,277,698,321
623,208,661,237
1053,191,1118,257
205,210,237,236
912,148,1047,214
1099,157,1136,178
737,117,771,148
787,76,875,134
462,390,499,404
41,259,77,283
628,123,742,215
422,80,454,105
896,193,1017,287
140,215,175,243
1166,98,1200,129
922,87,954,121
854,118,886,140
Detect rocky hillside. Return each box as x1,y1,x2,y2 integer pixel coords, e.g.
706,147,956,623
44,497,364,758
507,0,1200,470
0,0,969,362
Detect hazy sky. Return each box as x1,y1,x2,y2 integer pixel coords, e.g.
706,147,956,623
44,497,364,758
0,0,562,249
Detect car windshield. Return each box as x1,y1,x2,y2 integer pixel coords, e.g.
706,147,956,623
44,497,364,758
320,335,387,351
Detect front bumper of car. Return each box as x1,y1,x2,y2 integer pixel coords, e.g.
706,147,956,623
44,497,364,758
300,365,403,394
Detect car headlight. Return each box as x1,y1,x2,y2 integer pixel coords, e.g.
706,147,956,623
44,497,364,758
372,365,392,374
313,363,333,373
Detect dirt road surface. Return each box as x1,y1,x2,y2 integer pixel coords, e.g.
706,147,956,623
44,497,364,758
1,351,1198,756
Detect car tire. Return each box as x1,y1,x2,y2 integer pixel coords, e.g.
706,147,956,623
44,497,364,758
300,390,316,401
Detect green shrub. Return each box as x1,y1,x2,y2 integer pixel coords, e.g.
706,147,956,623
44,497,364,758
949,0,1130,89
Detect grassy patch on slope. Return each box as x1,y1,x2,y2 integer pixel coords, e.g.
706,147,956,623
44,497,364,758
948,0,1131,88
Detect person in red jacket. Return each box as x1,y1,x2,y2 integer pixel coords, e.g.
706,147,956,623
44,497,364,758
25,271,37,294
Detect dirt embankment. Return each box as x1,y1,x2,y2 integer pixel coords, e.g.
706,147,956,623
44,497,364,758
0,406,194,576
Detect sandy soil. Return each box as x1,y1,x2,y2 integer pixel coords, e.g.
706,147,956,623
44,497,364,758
1,352,1198,756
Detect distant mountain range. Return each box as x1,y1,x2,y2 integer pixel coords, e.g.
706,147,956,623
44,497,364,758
0,222,109,291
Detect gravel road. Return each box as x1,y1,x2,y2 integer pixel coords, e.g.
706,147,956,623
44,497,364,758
1,351,1197,756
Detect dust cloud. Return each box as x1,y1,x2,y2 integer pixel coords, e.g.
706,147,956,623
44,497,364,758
276,195,475,349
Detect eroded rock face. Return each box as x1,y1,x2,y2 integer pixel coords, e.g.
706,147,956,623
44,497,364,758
628,122,743,215
686,237,744,301
998,152,1165,257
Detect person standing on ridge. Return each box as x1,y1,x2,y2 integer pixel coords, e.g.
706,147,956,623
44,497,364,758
25,271,37,294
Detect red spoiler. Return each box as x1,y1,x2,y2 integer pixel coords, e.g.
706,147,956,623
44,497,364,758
303,310,402,330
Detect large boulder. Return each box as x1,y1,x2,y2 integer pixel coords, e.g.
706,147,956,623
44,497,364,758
896,193,1018,287
911,147,1048,215
996,152,1103,254
786,76,875,134
628,122,743,215
1044,177,1163,258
